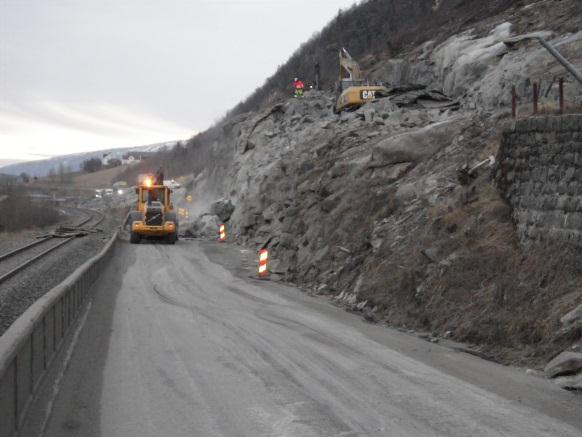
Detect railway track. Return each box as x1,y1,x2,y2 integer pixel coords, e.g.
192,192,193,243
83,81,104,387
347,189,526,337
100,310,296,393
0,208,105,285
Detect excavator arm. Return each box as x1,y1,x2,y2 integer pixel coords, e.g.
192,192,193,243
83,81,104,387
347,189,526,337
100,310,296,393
339,48,362,82
335,48,389,113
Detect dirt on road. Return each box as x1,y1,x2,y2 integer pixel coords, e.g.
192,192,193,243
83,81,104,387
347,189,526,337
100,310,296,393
26,239,582,437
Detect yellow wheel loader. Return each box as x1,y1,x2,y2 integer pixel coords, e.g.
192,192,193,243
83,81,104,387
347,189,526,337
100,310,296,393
127,174,178,244
335,48,389,113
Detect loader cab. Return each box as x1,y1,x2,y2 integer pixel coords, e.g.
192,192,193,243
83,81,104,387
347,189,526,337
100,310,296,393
141,187,167,205
135,180,172,214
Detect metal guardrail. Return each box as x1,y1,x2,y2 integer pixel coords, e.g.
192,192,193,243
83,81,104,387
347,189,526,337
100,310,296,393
0,231,118,437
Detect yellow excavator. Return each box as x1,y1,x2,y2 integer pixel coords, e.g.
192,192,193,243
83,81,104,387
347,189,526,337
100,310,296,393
335,48,389,113
126,174,178,244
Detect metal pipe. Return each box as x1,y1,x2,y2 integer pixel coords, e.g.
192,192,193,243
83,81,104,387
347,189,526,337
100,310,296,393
536,37,582,85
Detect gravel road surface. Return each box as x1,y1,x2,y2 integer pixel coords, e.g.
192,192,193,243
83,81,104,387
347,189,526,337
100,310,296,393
32,239,582,437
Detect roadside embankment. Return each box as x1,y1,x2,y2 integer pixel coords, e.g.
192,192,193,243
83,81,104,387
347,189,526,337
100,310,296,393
177,5,582,374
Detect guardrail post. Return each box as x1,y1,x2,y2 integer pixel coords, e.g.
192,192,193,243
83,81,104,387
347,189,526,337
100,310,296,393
512,86,517,119
533,82,539,114
68,292,72,327
0,361,17,437
32,325,44,391
56,298,63,345
42,317,47,371
16,338,32,426
559,78,564,114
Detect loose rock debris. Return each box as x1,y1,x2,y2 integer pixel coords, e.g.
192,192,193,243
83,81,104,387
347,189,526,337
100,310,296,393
180,0,582,378
38,226,103,239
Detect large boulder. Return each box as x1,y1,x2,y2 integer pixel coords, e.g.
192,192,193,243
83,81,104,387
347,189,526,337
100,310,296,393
371,118,465,163
544,352,582,378
184,214,222,239
210,199,235,222
553,374,582,391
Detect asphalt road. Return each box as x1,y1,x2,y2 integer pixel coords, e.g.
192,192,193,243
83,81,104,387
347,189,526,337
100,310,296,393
32,239,582,437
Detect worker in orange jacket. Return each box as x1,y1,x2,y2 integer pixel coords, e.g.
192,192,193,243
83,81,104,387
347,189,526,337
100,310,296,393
293,77,304,97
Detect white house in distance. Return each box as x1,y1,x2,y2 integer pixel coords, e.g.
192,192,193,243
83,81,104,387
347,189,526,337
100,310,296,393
121,155,137,166
121,152,143,166
100,151,142,167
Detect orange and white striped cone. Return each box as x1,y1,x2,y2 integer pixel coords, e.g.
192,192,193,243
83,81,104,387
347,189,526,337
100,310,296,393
218,224,226,242
257,249,269,278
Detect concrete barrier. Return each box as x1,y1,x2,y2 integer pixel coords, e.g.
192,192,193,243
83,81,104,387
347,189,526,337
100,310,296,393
0,232,118,437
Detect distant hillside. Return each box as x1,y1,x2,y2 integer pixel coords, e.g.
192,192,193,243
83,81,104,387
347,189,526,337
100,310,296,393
0,173,17,185
112,0,521,182
0,140,181,178
0,159,25,168
229,0,516,116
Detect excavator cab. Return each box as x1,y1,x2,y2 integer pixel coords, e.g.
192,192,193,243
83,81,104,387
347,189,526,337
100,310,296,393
335,48,389,113
127,174,178,244
338,79,363,92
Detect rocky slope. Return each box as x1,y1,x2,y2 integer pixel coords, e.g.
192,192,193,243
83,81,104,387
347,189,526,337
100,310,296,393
176,0,582,382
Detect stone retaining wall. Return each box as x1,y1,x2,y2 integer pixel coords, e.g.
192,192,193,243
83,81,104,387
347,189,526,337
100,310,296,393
496,115,582,243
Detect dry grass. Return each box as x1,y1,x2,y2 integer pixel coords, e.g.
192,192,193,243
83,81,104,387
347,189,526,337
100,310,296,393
359,181,582,367
435,242,582,366
515,101,582,119
71,165,130,188
0,198,60,232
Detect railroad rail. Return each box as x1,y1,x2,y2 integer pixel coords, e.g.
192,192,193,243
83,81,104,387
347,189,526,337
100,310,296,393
0,208,105,286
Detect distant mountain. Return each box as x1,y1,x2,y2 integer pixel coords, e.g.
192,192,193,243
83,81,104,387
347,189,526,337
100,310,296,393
0,159,26,169
0,141,181,177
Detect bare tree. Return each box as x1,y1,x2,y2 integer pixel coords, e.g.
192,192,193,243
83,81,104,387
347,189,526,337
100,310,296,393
81,158,103,173
58,162,66,183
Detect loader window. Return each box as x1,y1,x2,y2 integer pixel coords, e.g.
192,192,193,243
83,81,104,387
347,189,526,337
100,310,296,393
141,189,166,204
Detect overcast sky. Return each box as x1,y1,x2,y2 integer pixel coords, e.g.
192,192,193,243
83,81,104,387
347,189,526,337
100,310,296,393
0,0,357,162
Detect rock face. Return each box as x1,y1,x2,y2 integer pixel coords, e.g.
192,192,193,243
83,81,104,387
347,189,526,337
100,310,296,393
212,91,467,281
179,12,582,367
496,115,582,243
369,24,582,115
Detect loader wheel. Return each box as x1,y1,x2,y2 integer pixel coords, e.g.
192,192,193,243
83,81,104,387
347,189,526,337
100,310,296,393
130,231,141,244
128,211,142,224
164,212,178,243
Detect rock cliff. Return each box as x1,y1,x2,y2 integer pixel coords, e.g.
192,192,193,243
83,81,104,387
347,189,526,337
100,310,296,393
177,1,582,371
